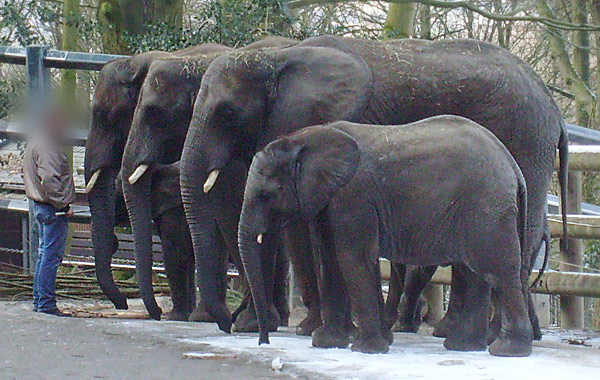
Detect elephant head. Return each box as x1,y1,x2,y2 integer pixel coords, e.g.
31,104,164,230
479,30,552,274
180,43,371,329
120,55,217,319
238,125,360,343
84,51,170,310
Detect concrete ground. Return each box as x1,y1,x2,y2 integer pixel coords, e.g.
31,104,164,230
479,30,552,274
0,299,319,380
1,299,599,380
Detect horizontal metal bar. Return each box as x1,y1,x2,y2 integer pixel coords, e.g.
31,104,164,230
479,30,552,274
565,123,600,145
0,120,88,145
44,50,127,70
0,46,26,65
0,45,127,70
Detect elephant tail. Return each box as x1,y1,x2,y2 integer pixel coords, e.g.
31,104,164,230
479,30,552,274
558,124,569,252
517,173,529,286
531,229,550,288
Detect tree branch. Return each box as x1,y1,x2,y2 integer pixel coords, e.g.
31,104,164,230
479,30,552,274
534,0,594,105
288,0,600,31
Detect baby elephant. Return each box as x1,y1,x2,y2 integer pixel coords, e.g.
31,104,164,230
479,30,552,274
238,116,533,357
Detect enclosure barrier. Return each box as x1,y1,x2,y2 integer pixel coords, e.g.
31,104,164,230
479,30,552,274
379,261,600,298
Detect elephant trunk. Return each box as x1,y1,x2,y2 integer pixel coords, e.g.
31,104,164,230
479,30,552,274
87,168,128,309
238,203,271,345
122,173,162,320
180,129,234,333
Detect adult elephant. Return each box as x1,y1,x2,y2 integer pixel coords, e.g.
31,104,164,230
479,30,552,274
179,35,568,339
120,37,296,322
84,43,233,311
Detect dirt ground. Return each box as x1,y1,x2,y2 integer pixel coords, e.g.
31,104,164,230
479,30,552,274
1,298,599,380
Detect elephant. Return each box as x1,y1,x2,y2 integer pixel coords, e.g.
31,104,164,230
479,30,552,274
119,36,296,322
238,117,534,357
84,43,233,311
179,35,568,340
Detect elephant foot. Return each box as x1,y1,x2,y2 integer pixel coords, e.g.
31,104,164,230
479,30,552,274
188,304,216,323
489,335,532,357
279,313,289,327
531,313,542,341
382,327,394,345
392,318,420,333
351,331,389,354
167,309,190,322
296,309,322,336
233,305,280,333
443,334,487,352
311,323,351,349
432,311,458,338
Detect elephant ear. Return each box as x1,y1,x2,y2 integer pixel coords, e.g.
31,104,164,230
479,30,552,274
264,46,372,141
151,162,183,218
290,126,360,220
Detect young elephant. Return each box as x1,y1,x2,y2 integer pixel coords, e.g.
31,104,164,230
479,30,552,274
239,116,533,357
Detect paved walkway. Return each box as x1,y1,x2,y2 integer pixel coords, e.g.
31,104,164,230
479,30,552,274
1,299,599,380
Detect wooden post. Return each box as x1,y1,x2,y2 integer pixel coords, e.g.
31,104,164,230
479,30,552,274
561,171,584,328
422,283,444,325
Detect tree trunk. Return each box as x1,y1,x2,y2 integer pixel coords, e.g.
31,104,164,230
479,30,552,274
418,4,431,40
383,3,416,40
97,0,184,54
560,0,588,330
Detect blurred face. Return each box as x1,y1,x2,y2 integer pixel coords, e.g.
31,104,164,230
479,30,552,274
40,102,71,142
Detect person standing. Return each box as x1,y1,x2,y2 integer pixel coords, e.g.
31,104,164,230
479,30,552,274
23,105,75,316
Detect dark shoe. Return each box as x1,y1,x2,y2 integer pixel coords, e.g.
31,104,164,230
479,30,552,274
39,309,71,317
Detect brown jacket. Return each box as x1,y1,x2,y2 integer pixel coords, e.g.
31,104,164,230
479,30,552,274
23,137,75,210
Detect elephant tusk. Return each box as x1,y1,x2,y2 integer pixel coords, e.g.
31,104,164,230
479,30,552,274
128,165,149,185
85,170,101,193
203,169,219,193
257,233,263,244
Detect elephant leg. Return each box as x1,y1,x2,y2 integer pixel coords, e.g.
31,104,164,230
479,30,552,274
383,263,405,330
488,280,533,357
284,220,323,336
311,218,354,349
443,266,489,351
488,242,533,357
395,265,437,333
432,265,467,338
273,246,290,327
157,214,192,322
340,254,389,354
189,230,229,323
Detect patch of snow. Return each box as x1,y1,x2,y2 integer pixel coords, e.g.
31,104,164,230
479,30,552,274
181,329,600,380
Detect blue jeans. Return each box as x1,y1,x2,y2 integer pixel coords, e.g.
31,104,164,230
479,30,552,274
32,202,68,312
